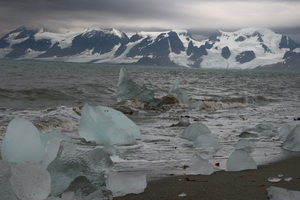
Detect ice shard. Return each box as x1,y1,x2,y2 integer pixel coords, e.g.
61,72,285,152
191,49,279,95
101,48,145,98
0,160,18,200
106,171,147,197
279,123,299,141
283,125,300,151
117,68,163,109
47,141,113,196
169,79,202,108
181,122,211,141
226,150,257,171
267,186,300,200
10,161,51,200
78,103,141,145
187,155,214,175
1,117,46,163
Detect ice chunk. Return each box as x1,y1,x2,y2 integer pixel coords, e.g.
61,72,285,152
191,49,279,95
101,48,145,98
178,193,187,197
226,150,257,171
268,177,281,183
117,68,162,109
283,126,300,151
1,117,46,163
284,177,293,182
10,161,51,200
106,171,147,197
78,104,141,145
171,117,190,127
187,155,214,175
169,79,202,108
181,122,211,141
0,160,18,200
279,124,297,141
234,139,252,153
47,141,113,196
193,134,220,148
267,186,300,200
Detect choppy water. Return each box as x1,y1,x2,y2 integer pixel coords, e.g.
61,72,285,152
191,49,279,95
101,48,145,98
1,59,300,180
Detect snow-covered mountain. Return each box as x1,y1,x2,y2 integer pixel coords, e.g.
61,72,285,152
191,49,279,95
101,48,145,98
0,26,299,70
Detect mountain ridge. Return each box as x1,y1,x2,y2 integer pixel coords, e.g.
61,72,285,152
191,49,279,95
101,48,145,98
0,26,299,70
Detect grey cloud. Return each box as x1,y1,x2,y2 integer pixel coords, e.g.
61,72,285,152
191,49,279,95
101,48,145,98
0,0,299,43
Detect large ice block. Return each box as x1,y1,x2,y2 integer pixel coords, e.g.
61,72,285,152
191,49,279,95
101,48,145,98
267,186,300,200
1,117,46,163
193,134,220,148
47,141,114,196
78,103,141,145
10,161,51,200
106,171,147,197
283,125,300,151
226,150,257,171
187,155,214,175
169,79,202,108
0,160,18,200
181,122,211,141
117,68,162,109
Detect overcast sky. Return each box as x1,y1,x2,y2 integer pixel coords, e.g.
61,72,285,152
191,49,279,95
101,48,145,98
1,0,300,43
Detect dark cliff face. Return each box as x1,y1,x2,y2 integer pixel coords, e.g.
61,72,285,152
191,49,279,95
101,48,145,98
236,51,256,64
39,29,129,58
279,35,298,50
221,46,231,59
4,27,51,58
235,36,246,42
126,31,185,66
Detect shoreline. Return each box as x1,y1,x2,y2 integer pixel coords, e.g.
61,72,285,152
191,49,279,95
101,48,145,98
115,156,300,200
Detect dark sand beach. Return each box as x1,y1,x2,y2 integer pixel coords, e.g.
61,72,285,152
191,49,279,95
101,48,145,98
115,156,300,200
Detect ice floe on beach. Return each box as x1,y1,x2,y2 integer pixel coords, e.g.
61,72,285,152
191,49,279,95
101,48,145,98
106,171,147,197
268,186,300,200
187,155,215,175
226,139,257,171
78,103,141,145
1,117,69,164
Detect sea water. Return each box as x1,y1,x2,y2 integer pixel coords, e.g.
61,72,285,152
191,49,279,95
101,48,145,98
1,59,300,181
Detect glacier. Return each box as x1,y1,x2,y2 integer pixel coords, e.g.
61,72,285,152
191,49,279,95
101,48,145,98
1,26,296,69
78,103,141,145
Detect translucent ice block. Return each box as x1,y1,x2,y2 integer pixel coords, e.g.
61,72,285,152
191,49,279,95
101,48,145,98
78,103,141,145
226,150,257,171
47,141,113,196
181,122,211,141
106,171,147,197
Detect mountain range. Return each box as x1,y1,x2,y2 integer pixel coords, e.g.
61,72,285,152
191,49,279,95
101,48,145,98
0,26,299,70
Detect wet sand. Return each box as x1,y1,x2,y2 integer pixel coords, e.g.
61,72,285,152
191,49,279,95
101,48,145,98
115,156,300,200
